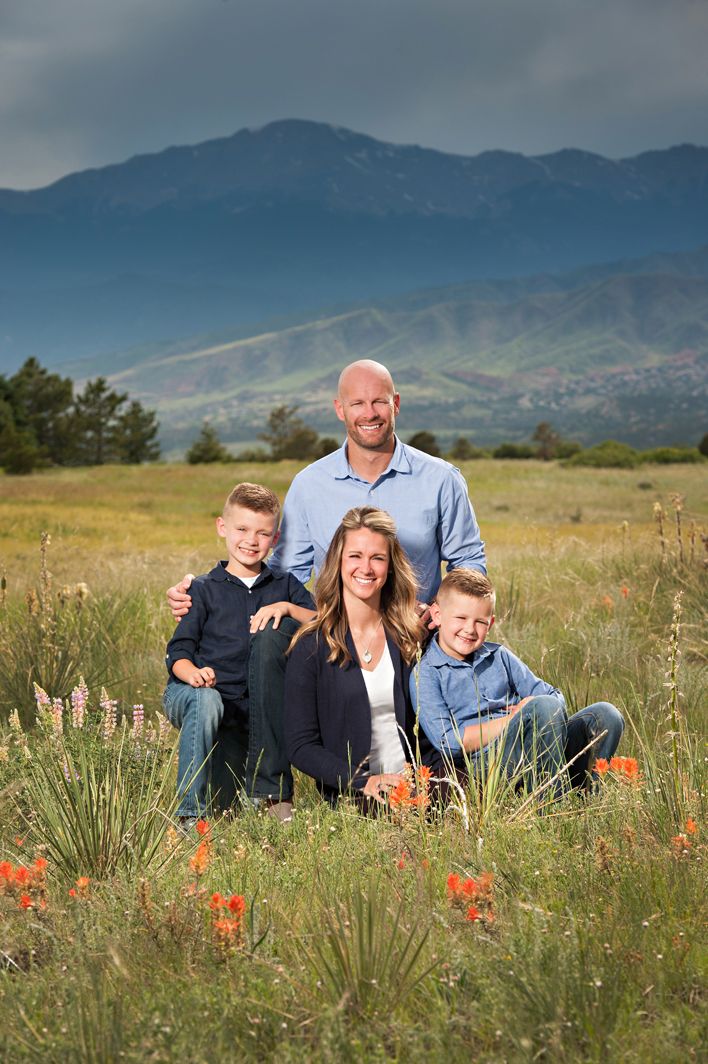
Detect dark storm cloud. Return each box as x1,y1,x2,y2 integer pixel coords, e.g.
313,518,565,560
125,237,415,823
1,0,707,188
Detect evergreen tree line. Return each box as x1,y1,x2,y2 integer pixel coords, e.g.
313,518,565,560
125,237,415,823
189,412,707,469
0,358,160,474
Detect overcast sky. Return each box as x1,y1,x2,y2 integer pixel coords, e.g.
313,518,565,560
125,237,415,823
1,0,707,190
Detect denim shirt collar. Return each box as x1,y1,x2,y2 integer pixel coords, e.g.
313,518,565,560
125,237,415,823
208,561,274,587
426,634,500,669
333,436,412,481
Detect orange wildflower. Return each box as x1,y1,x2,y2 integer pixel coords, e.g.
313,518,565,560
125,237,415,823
212,917,242,949
0,860,14,884
396,855,407,870
620,585,630,599
14,836,24,847
601,595,614,609
209,892,226,911
195,819,210,837
595,758,609,775
447,869,495,924
68,888,77,898
19,894,33,910
685,818,697,835
671,833,691,857
447,873,462,898
227,894,246,917
14,866,31,887
417,765,433,785
607,756,640,781
76,876,90,894
189,840,211,876
388,778,413,808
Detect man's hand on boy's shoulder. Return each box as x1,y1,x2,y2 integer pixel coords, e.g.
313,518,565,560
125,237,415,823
167,574,195,620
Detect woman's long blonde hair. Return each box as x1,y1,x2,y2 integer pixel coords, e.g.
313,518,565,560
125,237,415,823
290,506,422,666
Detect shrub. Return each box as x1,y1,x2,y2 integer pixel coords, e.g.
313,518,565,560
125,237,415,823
493,443,536,459
640,447,705,465
447,436,488,460
564,440,640,469
407,431,440,456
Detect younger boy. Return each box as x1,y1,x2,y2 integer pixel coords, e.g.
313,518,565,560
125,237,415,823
411,569,623,793
163,482,315,824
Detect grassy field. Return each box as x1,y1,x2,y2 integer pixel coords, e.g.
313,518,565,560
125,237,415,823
0,459,705,1061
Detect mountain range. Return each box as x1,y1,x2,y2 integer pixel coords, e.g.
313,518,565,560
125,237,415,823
1,119,707,449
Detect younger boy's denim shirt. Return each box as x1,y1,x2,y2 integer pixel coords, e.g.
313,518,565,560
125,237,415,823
410,636,564,755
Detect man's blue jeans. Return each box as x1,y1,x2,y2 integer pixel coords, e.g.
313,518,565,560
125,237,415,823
162,617,299,817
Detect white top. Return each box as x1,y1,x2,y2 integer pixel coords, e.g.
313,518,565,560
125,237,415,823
239,574,259,588
361,641,406,775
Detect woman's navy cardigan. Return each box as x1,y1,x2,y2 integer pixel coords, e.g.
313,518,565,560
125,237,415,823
284,626,432,803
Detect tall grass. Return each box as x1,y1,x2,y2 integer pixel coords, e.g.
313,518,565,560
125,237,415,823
0,463,704,1061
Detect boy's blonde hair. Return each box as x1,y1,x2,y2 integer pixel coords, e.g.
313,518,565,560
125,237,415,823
223,482,280,520
437,568,496,610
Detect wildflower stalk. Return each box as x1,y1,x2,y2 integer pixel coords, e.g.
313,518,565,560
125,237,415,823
670,494,685,564
665,590,685,813
653,502,667,562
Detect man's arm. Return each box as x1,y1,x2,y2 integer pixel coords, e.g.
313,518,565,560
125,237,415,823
268,475,316,585
439,465,487,575
166,574,195,620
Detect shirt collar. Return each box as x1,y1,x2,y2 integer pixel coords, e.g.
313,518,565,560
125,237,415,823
209,561,273,586
333,435,412,481
426,634,499,668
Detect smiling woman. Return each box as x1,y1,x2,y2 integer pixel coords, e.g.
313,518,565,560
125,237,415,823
284,506,434,805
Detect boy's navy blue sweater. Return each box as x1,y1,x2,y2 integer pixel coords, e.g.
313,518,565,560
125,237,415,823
165,562,313,700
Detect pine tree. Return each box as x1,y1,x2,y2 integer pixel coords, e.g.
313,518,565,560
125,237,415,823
112,401,161,463
259,405,320,460
72,378,128,465
186,423,232,464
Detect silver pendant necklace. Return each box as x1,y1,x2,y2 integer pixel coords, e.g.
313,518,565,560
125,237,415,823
359,617,383,664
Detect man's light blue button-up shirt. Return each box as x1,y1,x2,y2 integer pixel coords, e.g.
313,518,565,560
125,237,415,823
270,437,486,603
410,636,564,755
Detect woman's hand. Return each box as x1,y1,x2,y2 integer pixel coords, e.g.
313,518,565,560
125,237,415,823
249,602,291,633
362,773,404,804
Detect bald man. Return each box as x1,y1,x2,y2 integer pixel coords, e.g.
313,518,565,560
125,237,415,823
269,359,486,607
170,359,485,614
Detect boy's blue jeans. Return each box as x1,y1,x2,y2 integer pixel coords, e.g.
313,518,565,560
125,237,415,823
162,617,299,817
440,696,624,795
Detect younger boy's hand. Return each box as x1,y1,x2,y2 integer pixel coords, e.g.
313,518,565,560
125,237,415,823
249,602,291,633
509,696,532,713
186,666,216,688
167,574,195,620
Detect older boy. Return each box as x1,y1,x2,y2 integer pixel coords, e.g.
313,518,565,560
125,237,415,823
410,569,624,793
163,482,315,824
